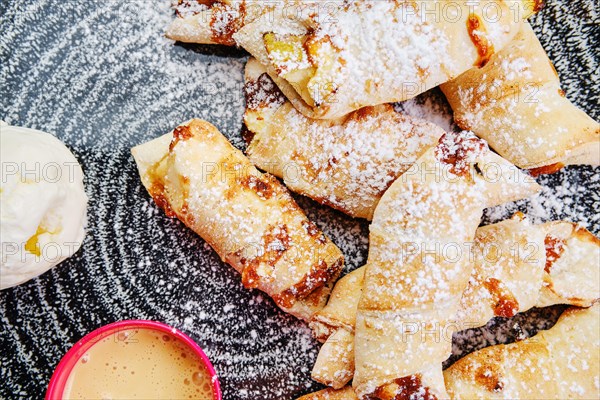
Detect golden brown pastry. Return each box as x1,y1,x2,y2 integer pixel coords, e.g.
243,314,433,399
353,131,541,399
234,1,540,119
310,267,365,388
441,23,600,172
311,216,599,389
311,267,365,344
301,306,600,399
166,0,317,45
244,57,444,220
459,218,600,326
131,119,343,321
455,214,546,328
537,221,600,308
166,0,272,46
444,304,600,399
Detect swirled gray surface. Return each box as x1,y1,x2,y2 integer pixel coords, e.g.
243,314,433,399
0,1,598,399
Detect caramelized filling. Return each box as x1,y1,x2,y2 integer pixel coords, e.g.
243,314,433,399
303,33,331,67
544,235,566,274
369,375,437,400
528,163,565,177
474,360,505,392
435,132,486,177
169,125,193,151
239,174,277,200
466,14,495,68
239,223,292,289
273,257,343,309
210,2,245,46
533,0,545,12
241,124,255,145
149,183,176,218
147,157,177,219
483,277,519,318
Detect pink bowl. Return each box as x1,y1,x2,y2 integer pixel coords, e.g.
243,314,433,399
45,320,221,400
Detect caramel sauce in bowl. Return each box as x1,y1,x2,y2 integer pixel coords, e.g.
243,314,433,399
45,320,221,400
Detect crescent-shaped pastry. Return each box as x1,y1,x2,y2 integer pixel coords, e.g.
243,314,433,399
456,217,600,326
537,221,600,308
299,306,600,400
353,131,542,399
234,1,540,119
131,119,344,321
311,215,599,389
444,304,600,399
244,57,444,220
441,23,600,172
455,214,547,327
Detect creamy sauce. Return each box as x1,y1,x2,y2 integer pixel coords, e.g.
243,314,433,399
62,328,214,400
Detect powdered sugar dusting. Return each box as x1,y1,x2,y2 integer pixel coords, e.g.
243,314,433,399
245,69,445,219
0,2,316,399
173,0,209,18
313,1,451,112
435,130,488,177
0,1,598,399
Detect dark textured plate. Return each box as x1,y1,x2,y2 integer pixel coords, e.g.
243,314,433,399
0,1,598,399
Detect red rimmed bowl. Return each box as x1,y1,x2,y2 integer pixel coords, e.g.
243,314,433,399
45,320,221,400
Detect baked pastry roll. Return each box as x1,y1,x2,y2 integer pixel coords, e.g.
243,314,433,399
166,0,281,46
303,306,600,400
444,304,600,399
311,214,600,389
353,132,541,399
310,267,363,388
131,119,344,321
234,1,539,119
441,23,600,172
457,216,600,326
311,267,365,344
244,57,444,220
455,215,546,327
537,221,600,308
310,267,365,388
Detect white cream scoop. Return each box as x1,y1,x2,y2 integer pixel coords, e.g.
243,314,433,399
1,121,87,290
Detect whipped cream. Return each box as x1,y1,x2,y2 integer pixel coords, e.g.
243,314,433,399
1,121,87,290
